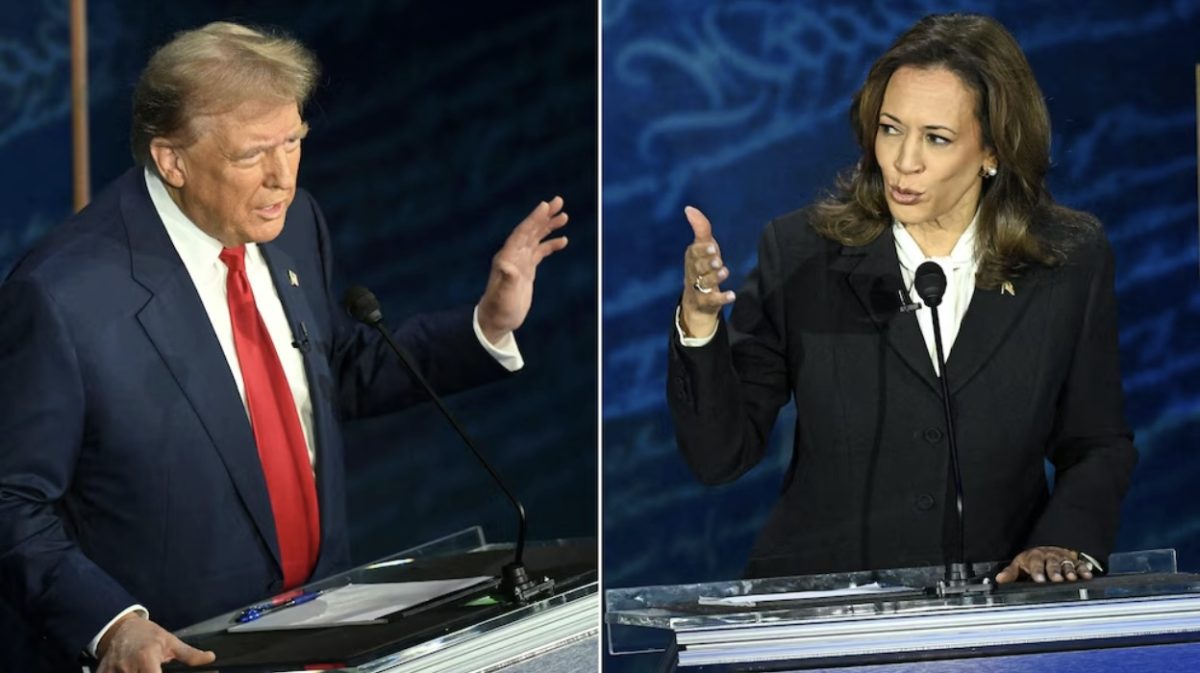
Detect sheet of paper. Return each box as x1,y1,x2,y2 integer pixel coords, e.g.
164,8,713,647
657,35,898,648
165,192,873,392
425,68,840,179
228,576,493,632
697,582,916,606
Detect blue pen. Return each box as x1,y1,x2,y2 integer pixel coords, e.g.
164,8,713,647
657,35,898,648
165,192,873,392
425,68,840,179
235,590,321,623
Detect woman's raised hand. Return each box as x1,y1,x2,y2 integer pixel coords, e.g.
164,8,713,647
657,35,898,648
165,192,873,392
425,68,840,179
680,206,736,338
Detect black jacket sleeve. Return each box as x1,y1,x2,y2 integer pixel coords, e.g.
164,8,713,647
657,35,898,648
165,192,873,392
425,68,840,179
667,218,793,485
1025,232,1138,562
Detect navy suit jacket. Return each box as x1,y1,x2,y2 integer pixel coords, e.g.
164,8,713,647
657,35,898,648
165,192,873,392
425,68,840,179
0,168,508,667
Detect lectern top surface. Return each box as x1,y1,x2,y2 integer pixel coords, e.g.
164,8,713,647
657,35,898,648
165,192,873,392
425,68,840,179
606,566,1200,631
169,536,597,672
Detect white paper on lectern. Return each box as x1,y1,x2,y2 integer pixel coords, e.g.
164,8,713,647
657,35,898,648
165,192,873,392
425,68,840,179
697,582,915,606
228,576,493,632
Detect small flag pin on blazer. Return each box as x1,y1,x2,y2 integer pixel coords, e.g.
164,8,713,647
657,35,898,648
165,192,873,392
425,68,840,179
288,270,299,287
1001,281,1015,296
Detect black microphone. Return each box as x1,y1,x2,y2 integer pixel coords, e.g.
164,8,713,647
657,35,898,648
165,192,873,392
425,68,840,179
913,262,946,309
913,262,991,596
291,321,311,353
342,285,554,604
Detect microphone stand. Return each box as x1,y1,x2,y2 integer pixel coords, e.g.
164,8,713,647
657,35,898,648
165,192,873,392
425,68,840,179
928,305,992,598
345,288,556,604
913,262,993,598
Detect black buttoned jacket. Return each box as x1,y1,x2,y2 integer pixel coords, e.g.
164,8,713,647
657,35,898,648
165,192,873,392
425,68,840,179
667,206,1137,578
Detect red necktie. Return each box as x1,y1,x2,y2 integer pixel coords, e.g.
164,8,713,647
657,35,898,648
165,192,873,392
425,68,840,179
220,246,320,589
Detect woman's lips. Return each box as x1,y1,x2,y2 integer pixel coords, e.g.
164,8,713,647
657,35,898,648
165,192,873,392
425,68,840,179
889,185,922,205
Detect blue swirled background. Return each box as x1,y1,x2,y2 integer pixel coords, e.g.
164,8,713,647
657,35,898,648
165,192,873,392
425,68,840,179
0,0,596,567
602,0,1200,607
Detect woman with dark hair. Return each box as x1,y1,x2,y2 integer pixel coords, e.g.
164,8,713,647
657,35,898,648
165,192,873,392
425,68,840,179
668,13,1137,582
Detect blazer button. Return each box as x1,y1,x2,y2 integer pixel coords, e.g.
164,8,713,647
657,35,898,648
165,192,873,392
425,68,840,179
923,428,943,443
914,494,935,511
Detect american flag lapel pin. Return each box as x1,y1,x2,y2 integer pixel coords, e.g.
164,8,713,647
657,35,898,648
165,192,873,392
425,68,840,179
288,270,300,287
1001,281,1015,296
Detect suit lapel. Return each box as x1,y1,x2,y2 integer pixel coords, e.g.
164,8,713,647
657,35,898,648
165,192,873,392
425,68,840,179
840,230,941,395
839,223,1043,397
945,272,1040,395
120,174,283,574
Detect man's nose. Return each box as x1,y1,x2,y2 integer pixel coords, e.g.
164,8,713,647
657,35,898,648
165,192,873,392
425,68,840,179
263,146,296,189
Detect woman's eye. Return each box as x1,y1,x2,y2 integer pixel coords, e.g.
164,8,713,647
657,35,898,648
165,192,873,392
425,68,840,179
927,134,951,145
878,123,899,135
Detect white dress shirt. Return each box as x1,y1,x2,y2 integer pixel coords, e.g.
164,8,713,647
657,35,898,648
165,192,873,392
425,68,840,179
88,171,524,657
893,214,978,375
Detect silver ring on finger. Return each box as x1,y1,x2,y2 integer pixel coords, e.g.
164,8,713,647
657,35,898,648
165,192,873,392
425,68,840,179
693,275,713,294
1060,560,1076,571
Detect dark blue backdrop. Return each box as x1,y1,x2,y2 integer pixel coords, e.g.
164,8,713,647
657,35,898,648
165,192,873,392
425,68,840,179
0,0,597,567
602,0,1200,604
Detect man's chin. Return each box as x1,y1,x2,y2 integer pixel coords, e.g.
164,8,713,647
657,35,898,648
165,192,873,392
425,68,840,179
245,214,288,244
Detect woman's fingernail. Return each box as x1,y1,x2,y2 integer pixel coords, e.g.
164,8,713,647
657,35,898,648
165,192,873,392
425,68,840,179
706,245,715,254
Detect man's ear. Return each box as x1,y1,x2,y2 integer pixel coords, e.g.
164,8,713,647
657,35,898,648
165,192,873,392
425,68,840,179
149,139,187,188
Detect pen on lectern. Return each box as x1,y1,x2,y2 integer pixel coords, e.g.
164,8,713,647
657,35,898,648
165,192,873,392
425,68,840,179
235,590,323,623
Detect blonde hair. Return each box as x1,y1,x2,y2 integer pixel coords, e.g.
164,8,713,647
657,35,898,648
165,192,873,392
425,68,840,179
130,21,319,167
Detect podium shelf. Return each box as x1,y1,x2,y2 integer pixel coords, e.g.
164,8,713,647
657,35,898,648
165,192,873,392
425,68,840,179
606,550,1200,669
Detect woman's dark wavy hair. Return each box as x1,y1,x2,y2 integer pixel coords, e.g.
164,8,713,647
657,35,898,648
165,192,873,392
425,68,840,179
812,13,1089,288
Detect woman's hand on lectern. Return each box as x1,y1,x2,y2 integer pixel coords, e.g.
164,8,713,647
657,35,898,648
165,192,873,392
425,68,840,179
996,546,1094,583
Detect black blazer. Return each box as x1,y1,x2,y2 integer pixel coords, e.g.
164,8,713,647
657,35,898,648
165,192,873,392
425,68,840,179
668,207,1137,578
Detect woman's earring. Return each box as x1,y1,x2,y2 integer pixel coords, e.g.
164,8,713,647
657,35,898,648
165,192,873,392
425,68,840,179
982,165,998,178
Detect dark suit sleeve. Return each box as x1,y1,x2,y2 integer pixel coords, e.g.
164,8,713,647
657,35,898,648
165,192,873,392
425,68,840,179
667,219,792,484
0,278,140,656
301,194,511,420
1024,234,1138,563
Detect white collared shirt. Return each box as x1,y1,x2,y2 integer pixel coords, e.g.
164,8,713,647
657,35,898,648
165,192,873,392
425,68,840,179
146,170,321,465
893,213,978,375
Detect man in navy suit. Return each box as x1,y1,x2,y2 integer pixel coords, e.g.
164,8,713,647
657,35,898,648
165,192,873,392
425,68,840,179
0,22,569,672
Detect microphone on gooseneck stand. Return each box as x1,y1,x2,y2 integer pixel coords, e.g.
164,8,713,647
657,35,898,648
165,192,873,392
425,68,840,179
913,262,993,597
342,285,555,605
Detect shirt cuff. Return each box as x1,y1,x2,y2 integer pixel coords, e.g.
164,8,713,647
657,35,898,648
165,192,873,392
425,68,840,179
472,305,524,372
88,604,149,658
675,306,718,347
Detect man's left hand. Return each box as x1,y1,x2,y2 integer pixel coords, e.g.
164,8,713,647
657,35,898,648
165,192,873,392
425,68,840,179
478,196,569,344
995,546,1094,583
